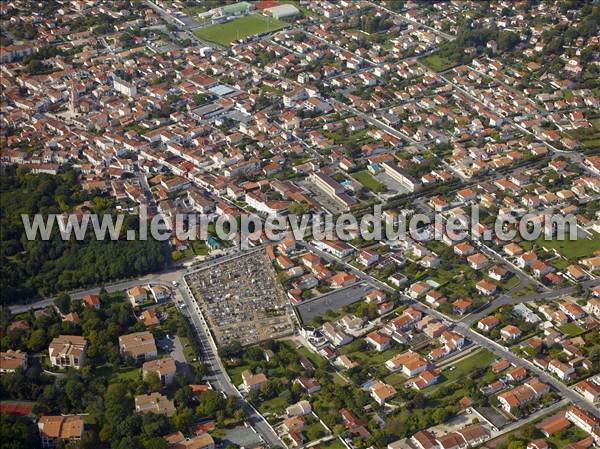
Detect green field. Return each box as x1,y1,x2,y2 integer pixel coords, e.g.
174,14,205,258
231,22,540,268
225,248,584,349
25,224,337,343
352,170,386,192
536,232,600,259
194,14,287,45
420,54,458,72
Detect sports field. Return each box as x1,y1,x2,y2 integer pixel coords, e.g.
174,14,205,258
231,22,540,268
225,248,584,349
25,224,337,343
194,14,287,46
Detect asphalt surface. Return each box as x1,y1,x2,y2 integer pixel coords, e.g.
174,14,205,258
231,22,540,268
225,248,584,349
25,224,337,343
296,282,373,322
8,272,178,314
460,278,600,327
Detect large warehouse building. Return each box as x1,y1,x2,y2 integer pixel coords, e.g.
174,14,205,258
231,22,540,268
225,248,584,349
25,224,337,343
264,4,300,20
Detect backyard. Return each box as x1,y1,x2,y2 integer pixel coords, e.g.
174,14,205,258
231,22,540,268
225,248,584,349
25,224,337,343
558,322,586,337
422,349,496,393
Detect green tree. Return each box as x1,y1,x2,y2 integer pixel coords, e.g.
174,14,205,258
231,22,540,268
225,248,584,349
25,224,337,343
145,372,162,392
288,201,310,215
104,383,133,424
54,292,71,314
196,390,223,417
27,329,46,352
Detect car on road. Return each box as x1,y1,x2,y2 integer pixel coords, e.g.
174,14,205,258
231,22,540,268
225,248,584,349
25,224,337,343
172,281,179,286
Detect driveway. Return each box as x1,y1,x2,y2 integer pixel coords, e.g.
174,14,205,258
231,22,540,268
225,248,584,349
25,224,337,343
159,335,193,378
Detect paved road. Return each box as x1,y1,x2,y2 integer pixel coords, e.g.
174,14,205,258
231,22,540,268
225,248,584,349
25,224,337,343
7,246,252,315
457,325,600,419
460,278,600,327
8,271,180,314
300,241,600,419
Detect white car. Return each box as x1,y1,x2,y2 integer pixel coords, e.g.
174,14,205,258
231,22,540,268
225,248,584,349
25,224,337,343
172,281,179,287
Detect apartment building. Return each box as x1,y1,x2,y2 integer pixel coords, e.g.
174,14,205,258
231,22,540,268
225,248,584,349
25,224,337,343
48,335,87,370
119,331,157,362
381,161,422,192
135,392,176,416
309,172,357,210
38,415,84,448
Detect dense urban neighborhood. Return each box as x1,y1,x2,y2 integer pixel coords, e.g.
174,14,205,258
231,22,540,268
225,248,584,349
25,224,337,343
1,1,600,449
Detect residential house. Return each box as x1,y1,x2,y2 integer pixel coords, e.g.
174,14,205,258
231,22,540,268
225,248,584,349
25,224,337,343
164,432,215,449
574,379,600,403
476,279,497,296
497,378,549,413
127,285,147,306
370,381,397,405
295,377,321,394
548,359,575,381
366,331,391,352
0,350,28,374
82,294,101,309
242,370,267,391
478,316,500,332
286,400,312,417
500,325,522,341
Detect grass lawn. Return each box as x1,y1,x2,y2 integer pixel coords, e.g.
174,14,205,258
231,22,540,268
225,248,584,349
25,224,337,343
515,283,539,297
536,232,600,259
179,335,199,362
183,6,208,15
324,128,370,147
583,138,600,149
420,54,458,72
296,345,327,369
384,371,407,387
318,438,346,449
332,372,350,386
190,240,209,256
342,346,398,367
423,349,496,393
114,366,141,382
258,394,290,415
558,322,586,337
261,84,284,95
303,421,328,441
352,170,386,192
226,363,252,387
499,274,520,291
194,14,287,45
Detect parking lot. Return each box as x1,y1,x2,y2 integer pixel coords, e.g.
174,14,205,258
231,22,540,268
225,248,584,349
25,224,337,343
296,283,372,322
